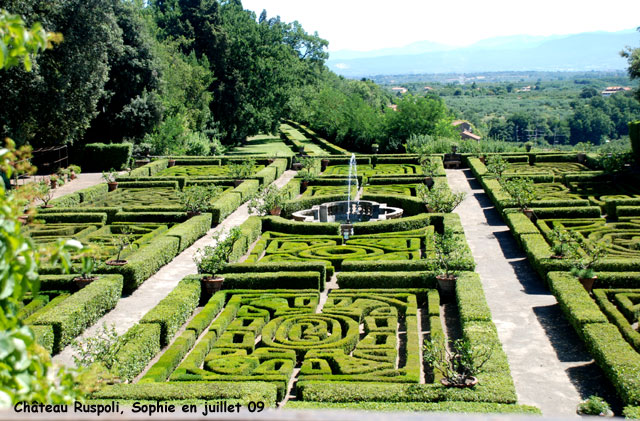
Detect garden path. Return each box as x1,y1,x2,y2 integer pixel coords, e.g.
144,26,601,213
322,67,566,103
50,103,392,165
53,170,298,367
446,168,615,417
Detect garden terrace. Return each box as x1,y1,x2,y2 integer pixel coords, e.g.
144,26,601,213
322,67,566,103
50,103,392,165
227,134,295,157
548,272,640,411
280,123,331,155
22,274,124,355
88,273,532,413
282,120,350,155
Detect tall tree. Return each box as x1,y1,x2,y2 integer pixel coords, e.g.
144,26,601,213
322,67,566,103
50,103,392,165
621,27,640,102
0,0,121,147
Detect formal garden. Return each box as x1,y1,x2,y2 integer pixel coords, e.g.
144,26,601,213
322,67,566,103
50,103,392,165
0,120,636,418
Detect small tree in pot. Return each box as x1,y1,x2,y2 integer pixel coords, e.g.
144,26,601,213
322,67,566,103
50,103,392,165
568,238,607,293
228,159,255,187
35,180,55,208
424,336,492,388
73,245,100,288
194,228,241,296
178,184,222,216
549,227,576,258
486,155,508,180
106,228,132,266
102,169,118,192
428,227,466,298
501,177,537,219
248,185,288,216
417,184,465,213
298,169,316,193
419,155,440,188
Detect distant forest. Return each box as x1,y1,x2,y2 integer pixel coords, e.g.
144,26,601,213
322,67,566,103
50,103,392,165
0,1,639,154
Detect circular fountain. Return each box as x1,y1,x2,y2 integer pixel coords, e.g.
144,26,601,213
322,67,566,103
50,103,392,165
291,154,403,224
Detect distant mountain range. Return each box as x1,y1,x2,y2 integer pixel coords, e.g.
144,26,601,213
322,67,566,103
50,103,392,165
327,30,639,77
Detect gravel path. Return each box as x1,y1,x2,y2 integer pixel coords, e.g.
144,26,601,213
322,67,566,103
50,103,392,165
447,168,615,417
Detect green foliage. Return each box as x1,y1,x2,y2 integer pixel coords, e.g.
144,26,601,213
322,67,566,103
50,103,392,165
71,323,120,368
228,160,256,180
485,155,508,179
630,121,640,164
500,177,537,211
0,9,57,71
248,185,288,216
417,184,466,213
194,228,241,276
431,228,466,278
423,338,492,387
177,184,222,213
81,144,133,172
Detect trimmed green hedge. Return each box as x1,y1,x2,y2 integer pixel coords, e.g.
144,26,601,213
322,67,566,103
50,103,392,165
222,261,327,291
262,216,340,236
140,278,201,346
285,401,540,413
164,213,212,252
139,329,197,383
36,212,108,224
77,143,132,172
93,382,278,406
583,323,640,406
456,273,493,323
31,274,123,354
32,325,54,354
110,323,161,381
337,271,436,289
105,236,180,293
219,271,321,290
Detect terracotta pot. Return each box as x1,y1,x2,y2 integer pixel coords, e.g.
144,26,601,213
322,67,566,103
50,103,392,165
40,204,54,209
267,158,275,164
107,182,118,192
50,180,57,189
425,205,435,213
135,159,150,168
73,276,98,290
233,179,243,188
292,163,303,171
301,181,309,193
577,153,587,164
269,206,282,216
201,276,224,300
168,159,176,167
298,146,305,154
424,177,434,188
17,215,29,225
436,274,457,301
186,211,201,218
579,275,597,293
479,157,486,164
440,376,478,388
105,259,127,266
70,171,76,180
321,159,330,171
522,208,535,220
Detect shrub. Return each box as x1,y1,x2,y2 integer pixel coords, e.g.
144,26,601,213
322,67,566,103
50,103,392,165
500,177,537,211
78,143,133,172
247,185,288,216
486,155,508,179
177,184,222,213
424,337,492,387
417,184,465,213
194,228,241,276
109,324,161,381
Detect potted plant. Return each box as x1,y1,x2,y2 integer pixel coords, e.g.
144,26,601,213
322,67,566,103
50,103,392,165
576,396,613,417
298,169,316,193
177,184,222,216
34,180,55,208
419,156,440,188
451,143,458,154
321,158,330,172
429,227,465,299
500,177,537,220
57,167,71,182
68,164,81,180
248,185,288,216
485,155,508,180
417,184,465,213
478,155,486,164
568,240,607,293
549,227,575,259
167,158,176,167
525,141,533,152
49,173,63,189
106,229,132,266
102,169,118,192
228,159,255,187
423,336,492,388
73,246,99,289
194,228,241,297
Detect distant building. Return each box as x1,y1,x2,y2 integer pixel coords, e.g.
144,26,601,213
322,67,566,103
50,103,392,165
424,86,434,92
517,86,532,92
452,120,481,141
387,104,398,112
391,87,408,94
601,86,631,97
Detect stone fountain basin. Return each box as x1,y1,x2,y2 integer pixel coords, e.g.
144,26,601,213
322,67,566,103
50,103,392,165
291,200,403,223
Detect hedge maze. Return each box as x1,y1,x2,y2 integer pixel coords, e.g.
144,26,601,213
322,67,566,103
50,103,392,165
471,151,640,415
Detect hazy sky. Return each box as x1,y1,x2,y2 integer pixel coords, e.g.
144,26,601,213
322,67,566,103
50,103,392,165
241,0,640,52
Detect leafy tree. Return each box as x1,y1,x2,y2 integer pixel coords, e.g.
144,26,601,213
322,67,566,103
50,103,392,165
621,27,640,102
569,103,613,145
0,0,121,147
82,1,163,144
